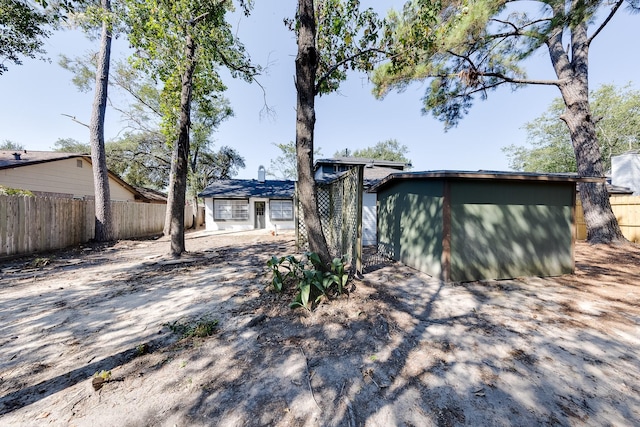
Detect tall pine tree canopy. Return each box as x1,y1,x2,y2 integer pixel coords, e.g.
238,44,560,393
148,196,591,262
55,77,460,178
373,0,639,243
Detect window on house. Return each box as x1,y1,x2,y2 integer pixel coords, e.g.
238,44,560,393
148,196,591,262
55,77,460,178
270,200,293,220
77,159,83,168
214,199,249,220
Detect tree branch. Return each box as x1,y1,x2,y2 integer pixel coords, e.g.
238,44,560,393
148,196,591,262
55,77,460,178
587,0,624,46
480,72,563,86
61,113,89,128
314,48,388,95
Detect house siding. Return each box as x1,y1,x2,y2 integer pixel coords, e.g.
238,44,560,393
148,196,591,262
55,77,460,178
0,158,135,201
203,197,295,232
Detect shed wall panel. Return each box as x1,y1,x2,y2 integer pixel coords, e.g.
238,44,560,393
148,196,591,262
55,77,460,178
449,181,574,281
377,180,444,278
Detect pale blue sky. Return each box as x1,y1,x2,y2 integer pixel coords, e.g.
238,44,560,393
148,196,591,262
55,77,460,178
0,1,638,180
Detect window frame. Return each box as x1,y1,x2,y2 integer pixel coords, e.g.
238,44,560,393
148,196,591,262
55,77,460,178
269,199,294,221
213,199,249,221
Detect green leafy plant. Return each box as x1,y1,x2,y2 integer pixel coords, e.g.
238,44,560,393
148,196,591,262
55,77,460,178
268,252,350,311
266,255,301,292
0,185,34,196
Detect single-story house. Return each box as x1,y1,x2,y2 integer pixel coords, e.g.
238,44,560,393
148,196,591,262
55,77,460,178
370,170,602,282
314,157,411,245
0,150,154,202
198,166,295,232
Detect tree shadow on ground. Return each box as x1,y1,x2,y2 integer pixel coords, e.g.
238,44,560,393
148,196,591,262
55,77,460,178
1,235,639,426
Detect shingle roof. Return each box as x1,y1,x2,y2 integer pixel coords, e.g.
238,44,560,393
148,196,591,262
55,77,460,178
314,157,410,169
369,170,605,192
0,150,90,169
198,179,295,199
133,186,167,203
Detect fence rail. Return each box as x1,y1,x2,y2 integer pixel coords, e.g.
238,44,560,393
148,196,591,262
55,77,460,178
0,195,193,257
576,195,640,242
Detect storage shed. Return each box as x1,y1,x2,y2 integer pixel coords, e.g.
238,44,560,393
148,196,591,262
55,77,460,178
370,171,601,282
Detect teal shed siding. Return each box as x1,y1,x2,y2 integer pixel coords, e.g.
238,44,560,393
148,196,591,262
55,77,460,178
374,172,586,282
449,180,574,281
377,180,445,278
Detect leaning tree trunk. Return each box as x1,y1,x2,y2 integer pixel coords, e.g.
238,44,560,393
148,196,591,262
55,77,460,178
547,17,625,244
167,32,197,256
89,0,114,242
295,0,332,266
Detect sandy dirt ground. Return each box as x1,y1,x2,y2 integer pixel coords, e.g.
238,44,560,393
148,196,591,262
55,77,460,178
1,230,639,426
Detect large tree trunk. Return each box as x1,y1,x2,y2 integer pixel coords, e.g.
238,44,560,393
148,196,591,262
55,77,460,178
295,0,332,266
89,0,113,242
547,16,625,244
167,33,197,256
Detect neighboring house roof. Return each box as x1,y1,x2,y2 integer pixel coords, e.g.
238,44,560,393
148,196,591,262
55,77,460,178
363,166,405,187
0,150,153,202
0,150,90,169
314,157,411,188
315,156,411,170
133,186,168,203
198,179,295,199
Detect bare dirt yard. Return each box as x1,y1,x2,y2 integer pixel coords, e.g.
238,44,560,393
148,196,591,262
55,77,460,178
1,230,639,426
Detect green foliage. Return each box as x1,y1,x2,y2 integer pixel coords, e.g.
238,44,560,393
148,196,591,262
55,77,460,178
0,140,24,150
503,83,640,173
372,0,636,129
164,315,219,339
287,0,385,96
105,131,170,188
314,0,385,95
0,185,34,196
121,0,257,142
60,50,242,192
267,141,322,180
267,252,349,311
52,138,90,153
334,139,411,165
0,0,53,75
267,255,301,292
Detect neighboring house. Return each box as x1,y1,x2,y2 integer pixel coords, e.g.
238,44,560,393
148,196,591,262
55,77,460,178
611,151,640,195
314,157,411,245
0,150,154,202
199,166,295,232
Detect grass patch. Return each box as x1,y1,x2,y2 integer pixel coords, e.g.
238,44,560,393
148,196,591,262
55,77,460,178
164,314,219,339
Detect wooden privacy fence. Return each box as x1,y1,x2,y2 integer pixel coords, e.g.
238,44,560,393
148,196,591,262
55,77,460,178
576,195,640,242
0,195,194,257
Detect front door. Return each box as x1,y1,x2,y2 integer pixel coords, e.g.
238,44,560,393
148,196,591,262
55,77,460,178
254,201,265,229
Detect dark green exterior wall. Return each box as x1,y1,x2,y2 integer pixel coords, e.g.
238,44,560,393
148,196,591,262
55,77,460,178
449,180,574,281
377,180,445,279
376,178,576,282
